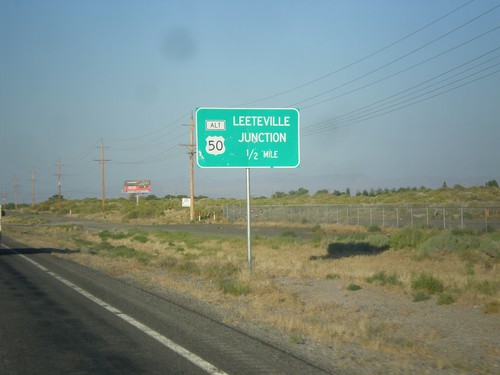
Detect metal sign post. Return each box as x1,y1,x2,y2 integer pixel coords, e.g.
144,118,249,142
246,168,252,271
196,108,300,271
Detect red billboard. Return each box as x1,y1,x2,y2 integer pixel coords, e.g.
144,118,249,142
123,180,151,194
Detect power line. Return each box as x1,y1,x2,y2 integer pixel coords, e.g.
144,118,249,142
105,111,191,145
301,48,500,136
234,0,477,107
291,5,500,108
300,28,500,111
302,64,500,137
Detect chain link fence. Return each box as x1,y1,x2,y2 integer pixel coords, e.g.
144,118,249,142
220,205,500,231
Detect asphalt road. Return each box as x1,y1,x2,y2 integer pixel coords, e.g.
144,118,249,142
3,211,316,239
0,235,330,375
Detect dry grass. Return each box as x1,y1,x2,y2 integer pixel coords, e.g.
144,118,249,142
4,222,499,371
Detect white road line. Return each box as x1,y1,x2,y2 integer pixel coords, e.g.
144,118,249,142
1,244,229,375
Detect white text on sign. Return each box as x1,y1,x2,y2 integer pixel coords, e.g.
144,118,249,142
233,116,290,127
206,120,226,130
238,132,286,143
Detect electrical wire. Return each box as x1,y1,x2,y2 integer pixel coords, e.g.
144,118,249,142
302,64,500,137
301,48,500,135
234,0,477,107
300,27,500,111
291,5,500,108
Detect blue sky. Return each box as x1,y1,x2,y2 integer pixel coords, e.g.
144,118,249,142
1,0,499,203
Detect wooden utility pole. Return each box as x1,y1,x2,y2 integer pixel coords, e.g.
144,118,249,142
189,112,195,222
12,176,18,211
95,139,110,212
31,168,35,209
57,159,62,210
180,112,196,221
101,139,105,212
52,160,63,211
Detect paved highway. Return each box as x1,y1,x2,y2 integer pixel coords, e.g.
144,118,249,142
0,236,330,374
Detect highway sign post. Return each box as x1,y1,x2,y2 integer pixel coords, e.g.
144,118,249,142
196,108,300,271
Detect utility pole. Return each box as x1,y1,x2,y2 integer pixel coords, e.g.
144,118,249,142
180,112,196,221
31,168,35,209
12,176,19,211
57,159,62,210
95,139,110,212
189,112,195,222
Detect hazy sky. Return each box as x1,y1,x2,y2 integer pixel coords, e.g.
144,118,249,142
1,0,499,203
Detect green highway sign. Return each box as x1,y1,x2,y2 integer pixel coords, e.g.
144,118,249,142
196,108,300,168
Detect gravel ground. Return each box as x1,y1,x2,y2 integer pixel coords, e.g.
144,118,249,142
119,268,499,374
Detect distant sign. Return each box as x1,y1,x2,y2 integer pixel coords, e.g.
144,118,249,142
181,198,191,208
123,180,151,194
196,108,300,168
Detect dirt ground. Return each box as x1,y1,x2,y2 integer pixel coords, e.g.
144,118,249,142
268,276,500,374
102,257,499,375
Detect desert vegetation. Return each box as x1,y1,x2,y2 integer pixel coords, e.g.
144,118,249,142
5,183,500,221
4,215,499,370
3,184,499,372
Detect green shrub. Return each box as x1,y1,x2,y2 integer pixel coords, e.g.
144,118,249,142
417,231,480,256
437,293,455,305
412,291,431,302
367,225,382,233
390,227,426,249
366,234,390,249
217,278,251,296
152,230,201,249
417,232,458,255
451,228,474,236
480,237,500,259
411,273,444,294
325,273,340,280
207,262,240,280
177,261,200,274
289,334,305,345
465,279,499,296
347,283,362,291
94,240,114,252
126,210,140,219
133,234,148,243
98,230,131,240
366,271,400,286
